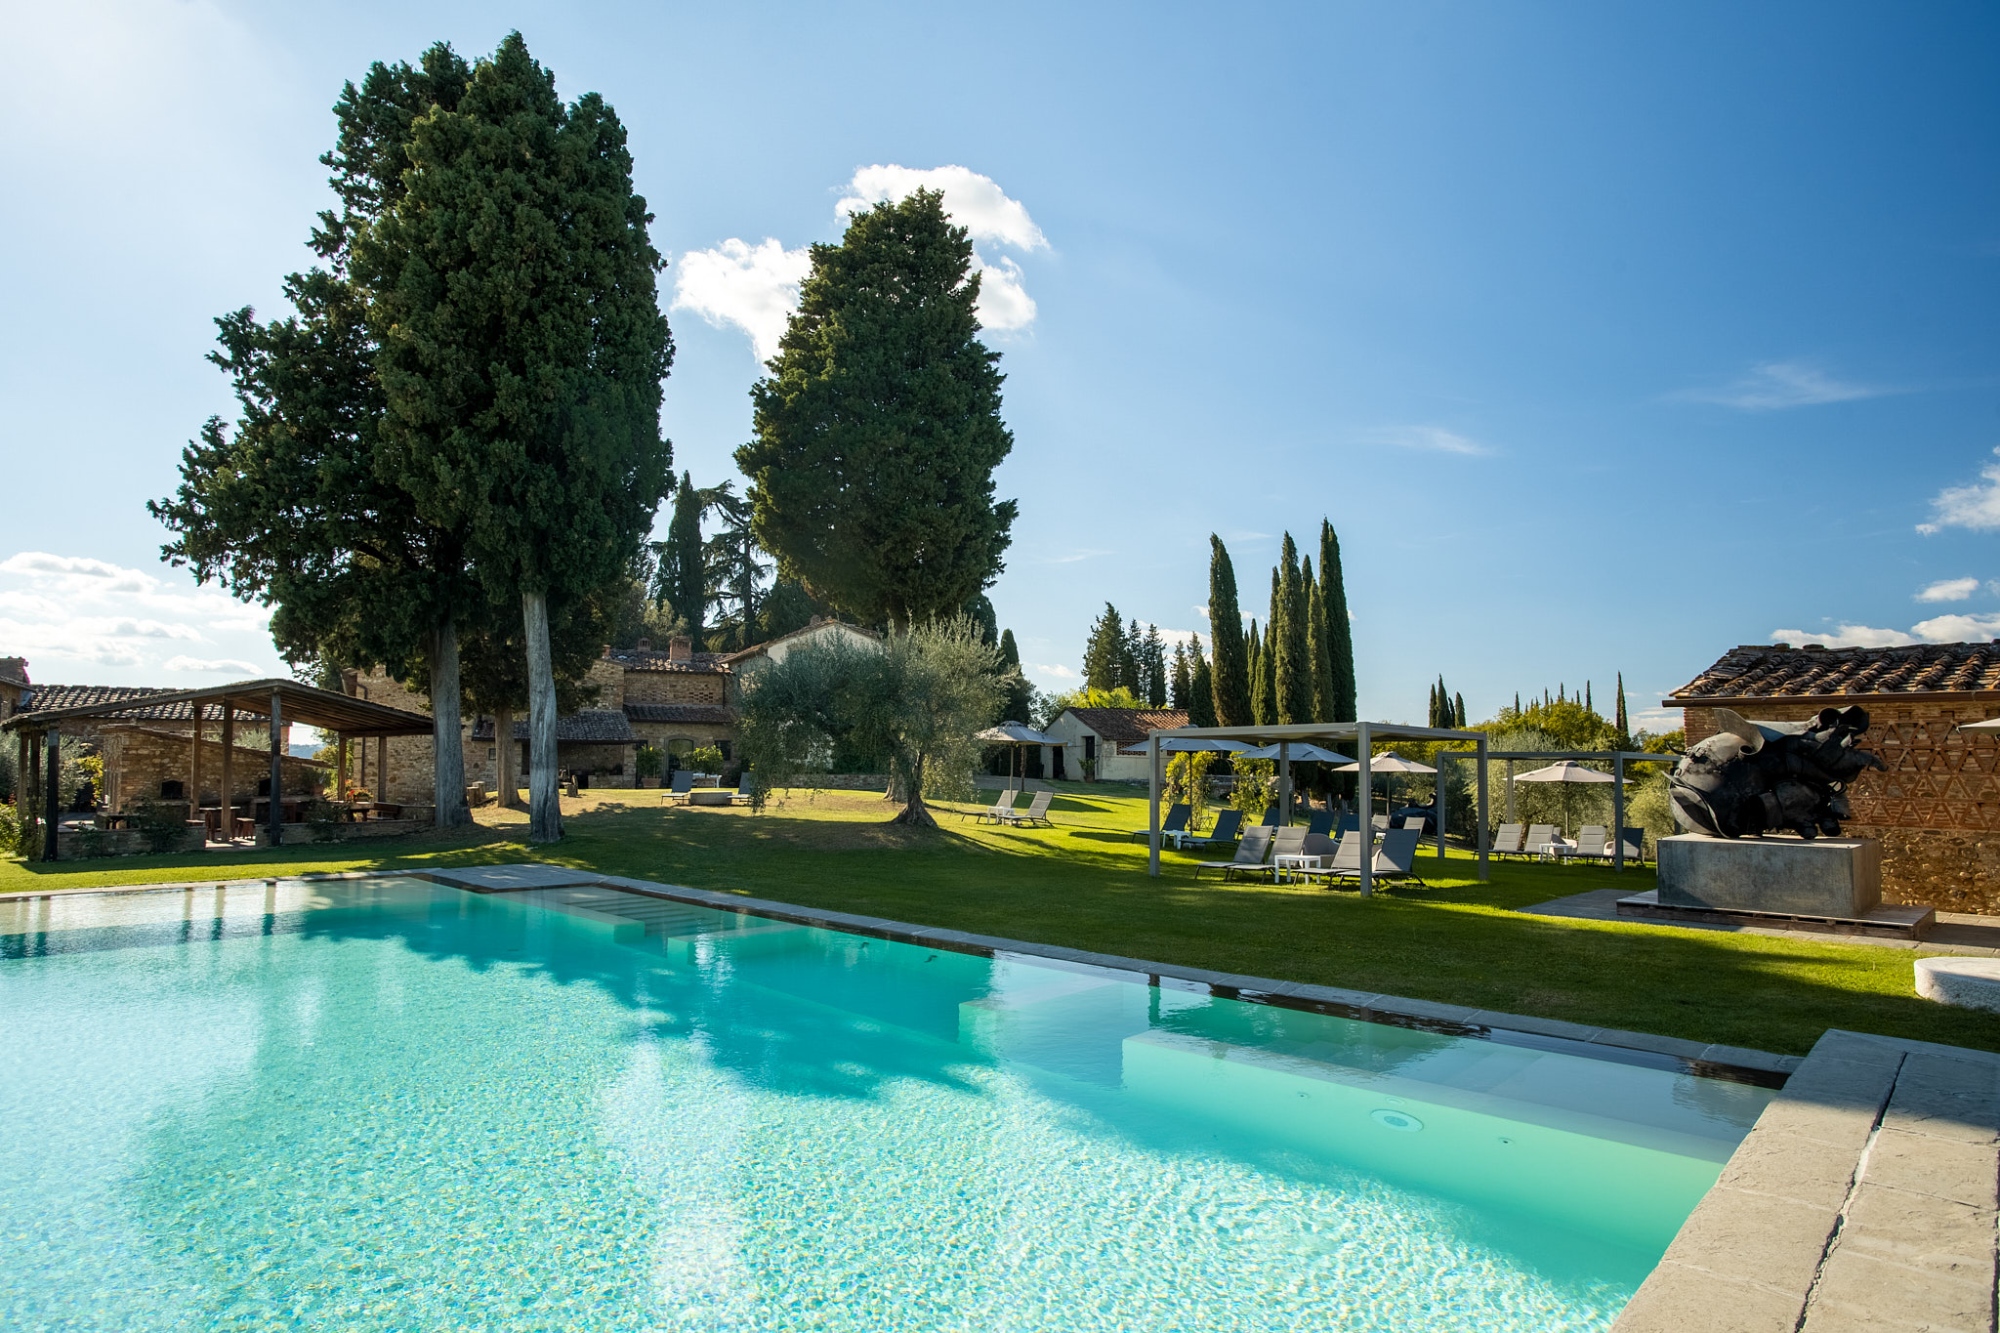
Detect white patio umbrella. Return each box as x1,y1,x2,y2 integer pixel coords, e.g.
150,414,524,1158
1334,753,1437,819
1512,760,1617,835
974,721,1059,791
1156,736,1250,752
1237,742,1355,763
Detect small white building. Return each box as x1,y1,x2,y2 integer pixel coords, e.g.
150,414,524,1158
724,618,882,693
1042,707,1190,783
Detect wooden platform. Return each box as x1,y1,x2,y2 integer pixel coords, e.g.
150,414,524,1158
1616,889,1936,940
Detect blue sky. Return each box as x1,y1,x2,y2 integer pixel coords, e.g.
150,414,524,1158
3,1,1996,732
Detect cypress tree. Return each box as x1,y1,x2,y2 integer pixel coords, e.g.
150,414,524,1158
1615,671,1631,747
1188,634,1217,728
1082,603,1125,690
1247,618,1269,726
659,471,706,649
1454,692,1466,727
1254,615,1277,726
1586,680,1594,714
1207,536,1252,726
1123,617,1145,698
1275,535,1311,724
1307,585,1333,723
739,189,1016,628
1318,520,1356,722
996,628,1034,724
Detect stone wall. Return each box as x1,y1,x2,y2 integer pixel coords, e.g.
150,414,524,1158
101,725,324,811
628,720,734,755
1683,700,2000,912
623,671,728,706
346,670,438,806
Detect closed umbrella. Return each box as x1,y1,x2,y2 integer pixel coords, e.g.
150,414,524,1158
974,722,1059,791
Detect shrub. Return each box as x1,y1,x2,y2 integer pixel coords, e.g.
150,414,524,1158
1229,759,1276,818
130,801,190,854
687,744,724,772
635,744,662,783
0,801,19,857
1165,751,1216,832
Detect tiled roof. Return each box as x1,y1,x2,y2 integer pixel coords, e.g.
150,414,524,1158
623,702,736,726
1061,707,1191,747
603,648,732,675
1666,642,2000,703
471,709,637,744
19,685,195,721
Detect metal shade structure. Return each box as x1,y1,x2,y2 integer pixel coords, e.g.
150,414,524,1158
1430,748,1681,873
1138,719,1492,896
1513,760,1617,784
1157,736,1251,753
1237,742,1353,763
1332,754,1435,774
973,721,1059,791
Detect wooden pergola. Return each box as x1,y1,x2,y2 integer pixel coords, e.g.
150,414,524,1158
2,678,433,862
1144,720,1491,895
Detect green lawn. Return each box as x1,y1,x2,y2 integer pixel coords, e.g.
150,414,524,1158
5,784,1994,1057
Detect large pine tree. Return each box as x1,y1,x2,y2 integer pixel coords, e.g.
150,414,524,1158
1142,623,1168,707
1169,641,1191,710
1207,536,1252,726
1187,634,1217,728
738,190,1016,629
1082,603,1126,690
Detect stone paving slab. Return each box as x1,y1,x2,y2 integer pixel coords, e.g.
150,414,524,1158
426,864,607,891
1612,1028,2000,1333
1522,887,2000,956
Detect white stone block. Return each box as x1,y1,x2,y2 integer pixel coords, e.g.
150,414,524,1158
1915,957,2000,1014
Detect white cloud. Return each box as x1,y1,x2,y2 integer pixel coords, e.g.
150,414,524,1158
1912,612,2000,642
671,237,812,363
969,254,1036,331
837,165,1048,251
1031,663,1078,679
1917,577,1980,603
1918,448,2000,535
1770,624,1919,648
1366,425,1493,457
0,550,281,681
1680,360,1885,411
1630,705,1685,735
163,656,260,674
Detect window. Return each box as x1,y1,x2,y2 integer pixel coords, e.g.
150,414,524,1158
1082,735,1097,762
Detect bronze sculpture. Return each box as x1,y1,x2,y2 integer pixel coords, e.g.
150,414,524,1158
1669,704,1886,839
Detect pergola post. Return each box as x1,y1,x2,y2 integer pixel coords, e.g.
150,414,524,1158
1356,721,1373,897
219,702,235,842
377,736,389,801
267,690,284,847
1505,759,1516,822
1278,741,1292,825
1435,753,1447,862
188,701,204,826
1147,733,1162,877
1476,736,1490,882
20,732,37,855
335,735,349,802
42,728,60,862
1613,752,1627,873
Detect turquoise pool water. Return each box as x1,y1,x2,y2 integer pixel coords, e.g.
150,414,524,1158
0,879,1771,1331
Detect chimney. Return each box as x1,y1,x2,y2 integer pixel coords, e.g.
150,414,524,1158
808,615,825,628
637,638,652,653
668,635,692,662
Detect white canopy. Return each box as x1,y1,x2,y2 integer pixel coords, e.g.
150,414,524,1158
1514,760,1617,784
1334,754,1436,775
1238,742,1354,763
1156,736,1250,753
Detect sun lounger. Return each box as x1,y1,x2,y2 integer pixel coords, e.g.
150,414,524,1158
1197,824,1272,880
661,770,695,805
1399,816,1426,830
1258,805,1281,827
1314,827,1429,888
1249,825,1311,881
999,790,1053,827
1618,827,1647,864
1306,812,1333,837
1337,813,1361,834
1562,826,1611,862
1132,803,1191,841
1520,823,1558,857
1183,808,1243,848
1294,830,1371,885
1490,823,1524,856
970,789,1019,823
732,775,755,805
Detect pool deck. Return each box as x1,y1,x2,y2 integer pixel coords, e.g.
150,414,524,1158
1613,1028,1999,1332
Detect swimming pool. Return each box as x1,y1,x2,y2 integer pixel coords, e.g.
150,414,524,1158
0,877,1772,1331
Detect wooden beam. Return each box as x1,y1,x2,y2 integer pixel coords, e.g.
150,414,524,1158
267,690,284,847
336,734,348,802
189,701,204,825
219,702,236,841
42,728,59,862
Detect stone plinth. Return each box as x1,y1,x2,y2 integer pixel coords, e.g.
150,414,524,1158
1914,957,2000,1013
688,789,734,806
1657,834,1881,917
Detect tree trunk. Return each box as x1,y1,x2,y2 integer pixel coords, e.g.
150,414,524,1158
431,618,471,828
523,589,562,843
886,756,936,827
493,705,517,808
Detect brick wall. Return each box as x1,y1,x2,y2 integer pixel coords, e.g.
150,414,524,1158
1683,701,2000,911
100,725,325,811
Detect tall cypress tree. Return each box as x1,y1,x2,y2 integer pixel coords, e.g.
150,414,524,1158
1247,618,1269,726
739,189,1016,629
1454,692,1467,727
1207,536,1252,726
1187,633,1217,728
1307,580,1333,723
1274,535,1311,724
996,628,1034,724
658,471,706,649
1123,617,1145,697
1615,671,1631,747
1318,520,1356,722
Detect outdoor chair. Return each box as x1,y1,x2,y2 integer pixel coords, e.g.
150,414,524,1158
1258,805,1281,827
1196,825,1273,880
1250,825,1311,881
1295,830,1373,887
1490,823,1525,856
732,775,755,805
1371,813,1391,831
970,789,1018,823
1132,803,1191,842
1371,828,1430,885
1337,813,1361,835
1399,816,1426,830
661,771,695,806
1000,790,1054,827
1306,812,1334,837
1184,809,1244,848
1618,827,1647,864
1563,826,1611,862
1522,823,1559,857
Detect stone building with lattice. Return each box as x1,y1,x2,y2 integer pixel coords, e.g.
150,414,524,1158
1664,641,2000,912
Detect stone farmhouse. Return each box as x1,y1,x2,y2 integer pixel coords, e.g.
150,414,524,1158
1665,640,2000,912
1042,706,1191,783
344,618,881,802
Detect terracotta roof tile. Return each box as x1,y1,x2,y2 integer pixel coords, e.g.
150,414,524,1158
19,685,195,721
1061,707,1191,747
623,702,736,726
603,649,732,675
1666,641,2000,703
